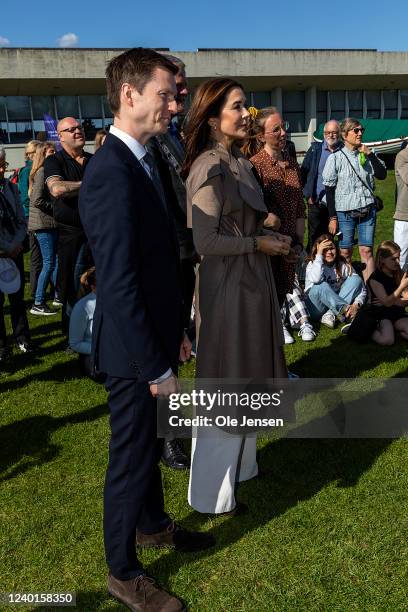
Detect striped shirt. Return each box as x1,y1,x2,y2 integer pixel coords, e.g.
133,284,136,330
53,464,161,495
322,147,384,212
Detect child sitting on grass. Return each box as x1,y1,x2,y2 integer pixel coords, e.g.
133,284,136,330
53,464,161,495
305,234,366,332
367,240,408,345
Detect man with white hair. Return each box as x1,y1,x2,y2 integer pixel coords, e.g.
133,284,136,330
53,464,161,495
301,120,343,251
0,146,31,358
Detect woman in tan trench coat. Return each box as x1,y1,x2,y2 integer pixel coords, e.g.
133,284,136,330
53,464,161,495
182,78,290,514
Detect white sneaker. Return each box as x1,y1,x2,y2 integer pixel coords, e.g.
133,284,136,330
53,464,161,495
298,322,316,342
283,325,294,344
320,310,336,329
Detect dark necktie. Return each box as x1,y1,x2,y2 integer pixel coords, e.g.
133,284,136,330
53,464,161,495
143,152,168,216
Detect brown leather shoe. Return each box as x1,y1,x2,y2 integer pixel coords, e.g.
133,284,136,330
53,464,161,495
108,573,185,611
136,520,215,552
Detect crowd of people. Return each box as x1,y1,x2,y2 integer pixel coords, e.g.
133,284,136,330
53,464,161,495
1,46,408,610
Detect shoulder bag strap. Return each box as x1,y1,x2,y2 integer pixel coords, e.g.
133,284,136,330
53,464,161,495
340,149,375,198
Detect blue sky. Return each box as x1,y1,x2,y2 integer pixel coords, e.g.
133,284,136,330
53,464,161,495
1,0,407,51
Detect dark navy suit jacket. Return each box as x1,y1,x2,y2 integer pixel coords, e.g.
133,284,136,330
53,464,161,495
79,133,183,380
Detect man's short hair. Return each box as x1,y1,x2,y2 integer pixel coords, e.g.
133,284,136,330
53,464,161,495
106,47,178,115
160,53,185,73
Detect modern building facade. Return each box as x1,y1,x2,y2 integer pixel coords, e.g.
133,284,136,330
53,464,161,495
2,47,408,167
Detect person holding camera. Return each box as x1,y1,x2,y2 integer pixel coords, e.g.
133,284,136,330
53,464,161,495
323,117,386,281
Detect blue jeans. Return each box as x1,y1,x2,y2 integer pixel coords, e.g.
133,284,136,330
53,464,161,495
337,206,376,249
306,275,363,320
34,230,58,304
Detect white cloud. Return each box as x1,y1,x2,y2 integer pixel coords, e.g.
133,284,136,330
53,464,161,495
0,36,11,47
57,33,79,48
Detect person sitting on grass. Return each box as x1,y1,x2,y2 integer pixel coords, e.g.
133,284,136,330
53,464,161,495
366,240,408,345
305,234,366,331
69,266,105,382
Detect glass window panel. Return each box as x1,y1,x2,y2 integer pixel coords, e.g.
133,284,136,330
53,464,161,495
79,96,102,118
102,95,113,118
31,96,55,120
317,111,327,128
401,90,408,119
252,91,271,108
329,91,345,113
317,91,327,112
0,97,7,121
366,90,381,119
6,96,31,121
283,90,304,112
383,90,398,118
285,112,305,133
56,96,79,119
8,122,33,144
348,91,363,117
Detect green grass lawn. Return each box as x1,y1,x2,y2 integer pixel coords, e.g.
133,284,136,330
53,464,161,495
1,171,408,611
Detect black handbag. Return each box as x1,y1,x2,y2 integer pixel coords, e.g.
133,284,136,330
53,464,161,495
341,150,384,213
347,304,380,343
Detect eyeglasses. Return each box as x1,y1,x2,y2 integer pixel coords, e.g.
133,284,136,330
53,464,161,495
59,125,84,134
324,131,339,136
351,127,365,135
0,161,9,169
264,121,290,135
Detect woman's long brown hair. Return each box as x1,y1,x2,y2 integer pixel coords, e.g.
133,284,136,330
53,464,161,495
375,240,402,284
181,77,243,180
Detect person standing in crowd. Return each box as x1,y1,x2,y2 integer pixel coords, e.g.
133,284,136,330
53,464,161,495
323,117,387,280
0,147,31,359
148,53,193,470
68,266,106,382
249,107,312,343
44,117,92,334
17,140,43,301
394,145,408,271
301,120,342,251
94,129,108,151
28,141,59,316
183,79,290,515
367,240,408,345
79,48,214,612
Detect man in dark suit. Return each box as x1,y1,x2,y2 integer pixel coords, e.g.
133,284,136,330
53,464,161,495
79,48,214,612
148,54,196,470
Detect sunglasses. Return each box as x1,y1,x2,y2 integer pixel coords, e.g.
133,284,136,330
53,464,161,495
59,125,84,134
350,127,365,135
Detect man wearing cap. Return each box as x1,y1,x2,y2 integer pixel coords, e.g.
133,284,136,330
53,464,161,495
0,147,31,359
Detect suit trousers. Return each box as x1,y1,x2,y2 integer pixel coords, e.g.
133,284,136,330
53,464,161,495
307,201,329,252
0,252,30,347
103,376,170,580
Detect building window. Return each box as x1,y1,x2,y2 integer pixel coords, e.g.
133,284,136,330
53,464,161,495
383,90,398,118
317,91,327,128
5,97,32,143
252,91,271,109
365,90,381,119
103,96,113,119
348,91,363,119
401,90,408,119
329,91,345,121
0,97,7,144
79,96,103,138
282,90,305,132
56,96,79,120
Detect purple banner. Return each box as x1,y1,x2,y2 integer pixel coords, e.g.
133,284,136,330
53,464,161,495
43,113,61,151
